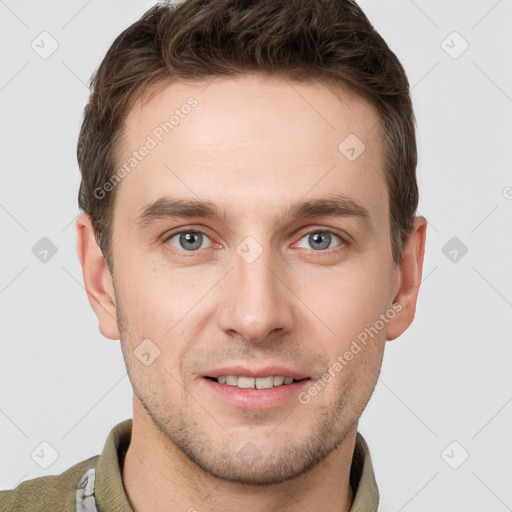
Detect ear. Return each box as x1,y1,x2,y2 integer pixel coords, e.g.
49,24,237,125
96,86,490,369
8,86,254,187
75,213,120,340
386,216,427,341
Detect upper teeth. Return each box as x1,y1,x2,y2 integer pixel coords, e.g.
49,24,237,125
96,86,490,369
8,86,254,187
216,376,295,389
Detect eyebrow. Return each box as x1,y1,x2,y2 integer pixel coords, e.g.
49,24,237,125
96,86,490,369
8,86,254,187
135,194,370,228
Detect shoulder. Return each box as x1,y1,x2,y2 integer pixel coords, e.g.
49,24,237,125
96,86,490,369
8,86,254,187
0,455,99,512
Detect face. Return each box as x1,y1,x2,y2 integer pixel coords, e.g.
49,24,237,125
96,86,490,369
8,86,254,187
102,74,402,484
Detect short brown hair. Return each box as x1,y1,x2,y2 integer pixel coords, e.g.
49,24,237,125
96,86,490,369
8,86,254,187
77,0,418,269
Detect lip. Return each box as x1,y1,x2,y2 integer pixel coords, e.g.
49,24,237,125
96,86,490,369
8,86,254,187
200,365,310,380
199,375,311,410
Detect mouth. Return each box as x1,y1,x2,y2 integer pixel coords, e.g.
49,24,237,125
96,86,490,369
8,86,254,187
200,367,311,409
204,375,308,389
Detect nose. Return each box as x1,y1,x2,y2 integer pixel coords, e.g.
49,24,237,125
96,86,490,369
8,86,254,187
218,243,294,344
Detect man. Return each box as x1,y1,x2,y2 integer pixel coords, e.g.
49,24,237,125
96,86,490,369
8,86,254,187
0,0,426,510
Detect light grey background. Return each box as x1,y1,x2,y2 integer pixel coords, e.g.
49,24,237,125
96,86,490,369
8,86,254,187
1,1,511,510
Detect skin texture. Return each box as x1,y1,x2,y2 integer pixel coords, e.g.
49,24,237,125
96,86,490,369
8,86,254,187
76,74,426,512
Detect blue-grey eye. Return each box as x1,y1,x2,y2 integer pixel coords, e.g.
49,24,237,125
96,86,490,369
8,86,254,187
167,231,210,251
296,231,342,251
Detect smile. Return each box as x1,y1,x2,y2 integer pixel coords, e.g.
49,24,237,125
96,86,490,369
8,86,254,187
206,375,304,389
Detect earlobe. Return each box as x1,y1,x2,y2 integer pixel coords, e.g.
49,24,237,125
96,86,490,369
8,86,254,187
386,216,427,341
75,213,120,340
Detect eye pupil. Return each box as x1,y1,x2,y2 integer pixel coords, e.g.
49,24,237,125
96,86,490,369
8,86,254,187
180,232,202,250
309,232,331,250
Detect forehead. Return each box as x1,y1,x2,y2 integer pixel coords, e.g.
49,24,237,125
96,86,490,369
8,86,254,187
114,74,387,221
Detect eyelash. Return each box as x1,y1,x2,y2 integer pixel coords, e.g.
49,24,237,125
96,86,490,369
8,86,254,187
162,228,349,255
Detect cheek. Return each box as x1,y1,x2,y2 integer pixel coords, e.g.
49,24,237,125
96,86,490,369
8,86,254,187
114,260,215,381
115,258,191,327
302,263,393,341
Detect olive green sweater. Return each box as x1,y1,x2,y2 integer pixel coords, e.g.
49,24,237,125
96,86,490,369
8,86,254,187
0,418,379,511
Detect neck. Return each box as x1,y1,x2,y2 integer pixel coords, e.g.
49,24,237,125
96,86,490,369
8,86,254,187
122,398,357,512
